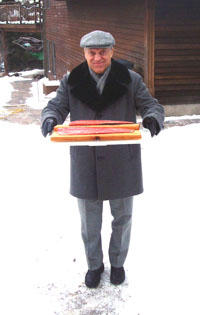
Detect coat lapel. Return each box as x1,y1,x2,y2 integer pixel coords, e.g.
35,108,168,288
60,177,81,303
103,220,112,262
68,59,131,112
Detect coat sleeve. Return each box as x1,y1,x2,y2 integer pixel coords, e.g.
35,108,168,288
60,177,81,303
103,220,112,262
134,73,165,131
41,74,70,126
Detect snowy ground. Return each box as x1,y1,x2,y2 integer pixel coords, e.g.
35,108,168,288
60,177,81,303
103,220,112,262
1,72,200,315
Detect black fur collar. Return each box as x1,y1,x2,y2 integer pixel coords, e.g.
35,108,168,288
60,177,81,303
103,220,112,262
68,59,131,112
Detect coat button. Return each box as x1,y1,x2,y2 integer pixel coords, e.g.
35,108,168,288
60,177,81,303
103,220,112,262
97,156,104,161
95,113,102,119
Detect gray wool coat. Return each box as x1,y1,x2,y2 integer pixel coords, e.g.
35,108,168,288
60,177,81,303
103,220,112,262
41,59,165,200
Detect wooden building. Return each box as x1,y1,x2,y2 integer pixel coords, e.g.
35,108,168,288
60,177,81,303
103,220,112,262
42,0,200,113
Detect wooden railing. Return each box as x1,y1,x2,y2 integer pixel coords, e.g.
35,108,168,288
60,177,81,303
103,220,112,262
0,2,42,25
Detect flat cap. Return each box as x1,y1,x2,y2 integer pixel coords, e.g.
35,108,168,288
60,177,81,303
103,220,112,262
80,30,115,48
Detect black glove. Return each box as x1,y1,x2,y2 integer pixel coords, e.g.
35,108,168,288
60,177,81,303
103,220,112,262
143,117,159,137
42,118,57,137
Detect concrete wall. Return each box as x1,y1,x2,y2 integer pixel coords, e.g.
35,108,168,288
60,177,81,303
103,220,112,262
164,104,200,116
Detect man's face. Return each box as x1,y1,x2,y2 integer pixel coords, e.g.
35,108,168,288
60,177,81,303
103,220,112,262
84,47,114,74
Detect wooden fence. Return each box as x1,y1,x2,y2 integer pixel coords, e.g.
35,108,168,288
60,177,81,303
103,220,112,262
0,2,42,24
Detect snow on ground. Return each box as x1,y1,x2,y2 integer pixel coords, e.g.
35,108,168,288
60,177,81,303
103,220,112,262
0,70,51,111
0,72,200,315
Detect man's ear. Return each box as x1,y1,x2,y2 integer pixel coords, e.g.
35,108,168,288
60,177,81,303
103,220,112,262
83,48,86,59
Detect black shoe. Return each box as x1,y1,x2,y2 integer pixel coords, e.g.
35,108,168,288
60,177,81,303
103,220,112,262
110,266,125,285
85,264,104,288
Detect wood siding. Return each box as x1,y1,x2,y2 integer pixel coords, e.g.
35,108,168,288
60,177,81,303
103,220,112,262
144,0,155,95
155,0,200,104
44,0,145,80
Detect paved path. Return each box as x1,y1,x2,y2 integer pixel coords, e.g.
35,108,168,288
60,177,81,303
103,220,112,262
1,78,42,125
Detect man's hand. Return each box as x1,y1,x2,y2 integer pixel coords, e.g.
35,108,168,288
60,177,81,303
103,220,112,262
143,117,159,137
42,118,57,137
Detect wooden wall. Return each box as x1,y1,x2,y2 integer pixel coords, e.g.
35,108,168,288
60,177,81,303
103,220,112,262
44,0,145,80
155,0,200,104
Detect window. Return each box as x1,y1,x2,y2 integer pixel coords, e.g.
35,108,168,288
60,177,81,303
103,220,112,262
46,40,56,77
43,0,50,9
51,42,56,76
46,39,50,72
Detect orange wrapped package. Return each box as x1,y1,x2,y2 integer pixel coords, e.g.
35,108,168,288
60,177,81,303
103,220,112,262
51,120,141,142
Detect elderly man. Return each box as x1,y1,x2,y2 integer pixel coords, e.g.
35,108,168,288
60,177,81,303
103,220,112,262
41,30,165,288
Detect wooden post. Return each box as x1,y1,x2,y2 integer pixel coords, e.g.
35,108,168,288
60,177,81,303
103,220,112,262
6,5,9,24
2,30,8,75
144,0,155,96
39,0,42,23
34,0,37,24
38,0,41,23
19,3,22,24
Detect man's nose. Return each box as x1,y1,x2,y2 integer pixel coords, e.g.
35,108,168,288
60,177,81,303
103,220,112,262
93,53,101,61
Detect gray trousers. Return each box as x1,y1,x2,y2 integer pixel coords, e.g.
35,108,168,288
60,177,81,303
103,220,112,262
77,196,133,270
